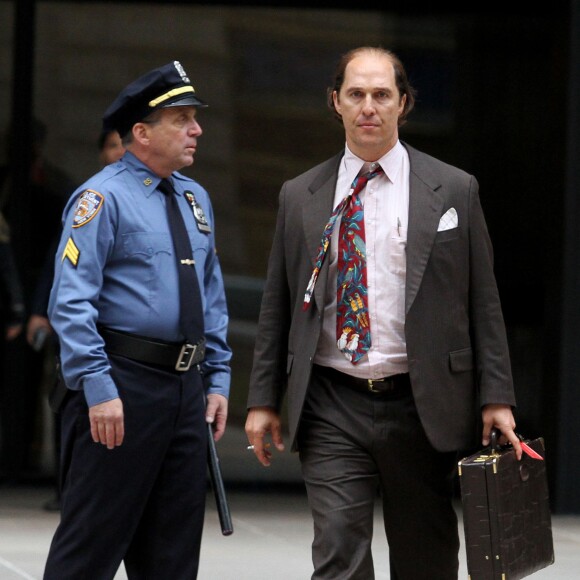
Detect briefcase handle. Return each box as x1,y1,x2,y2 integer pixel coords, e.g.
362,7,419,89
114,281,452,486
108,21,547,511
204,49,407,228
490,428,545,460
490,428,510,453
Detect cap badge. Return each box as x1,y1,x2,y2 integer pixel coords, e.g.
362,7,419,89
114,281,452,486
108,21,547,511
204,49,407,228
174,61,190,83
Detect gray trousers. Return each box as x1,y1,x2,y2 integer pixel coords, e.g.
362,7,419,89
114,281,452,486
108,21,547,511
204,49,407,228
297,367,460,580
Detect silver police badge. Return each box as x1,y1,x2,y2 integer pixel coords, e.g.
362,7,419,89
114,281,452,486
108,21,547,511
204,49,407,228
184,191,211,233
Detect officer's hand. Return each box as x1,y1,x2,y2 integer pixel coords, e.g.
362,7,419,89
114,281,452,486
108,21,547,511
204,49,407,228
206,394,228,442
89,398,124,449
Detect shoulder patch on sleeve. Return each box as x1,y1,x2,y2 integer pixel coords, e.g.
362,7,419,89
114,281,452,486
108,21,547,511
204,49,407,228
62,236,80,267
73,189,104,228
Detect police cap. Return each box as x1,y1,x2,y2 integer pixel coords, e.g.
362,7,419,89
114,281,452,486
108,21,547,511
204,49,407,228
102,60,207,137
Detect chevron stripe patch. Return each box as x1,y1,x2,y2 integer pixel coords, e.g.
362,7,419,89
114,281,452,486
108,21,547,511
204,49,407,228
62,236,80,267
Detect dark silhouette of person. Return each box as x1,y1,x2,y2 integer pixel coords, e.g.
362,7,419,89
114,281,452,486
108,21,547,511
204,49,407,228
0,118,75,484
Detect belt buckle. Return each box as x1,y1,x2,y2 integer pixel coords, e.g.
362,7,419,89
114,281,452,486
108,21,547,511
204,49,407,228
367,378,385,393
176,343,196,372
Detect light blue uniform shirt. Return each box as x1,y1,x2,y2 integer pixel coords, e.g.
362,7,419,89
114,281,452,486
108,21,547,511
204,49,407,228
48,151,231,407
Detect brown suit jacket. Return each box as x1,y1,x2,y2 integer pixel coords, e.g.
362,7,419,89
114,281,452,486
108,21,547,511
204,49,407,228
247,142,516,453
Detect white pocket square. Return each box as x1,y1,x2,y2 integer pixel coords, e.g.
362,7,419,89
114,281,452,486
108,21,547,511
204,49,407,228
437,207,458,231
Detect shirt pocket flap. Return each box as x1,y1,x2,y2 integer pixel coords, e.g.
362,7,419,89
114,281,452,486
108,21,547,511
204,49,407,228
122,232,172,257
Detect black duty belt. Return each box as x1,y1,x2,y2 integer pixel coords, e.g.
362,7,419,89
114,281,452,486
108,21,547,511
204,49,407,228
313,364,411,395
99,326,205,372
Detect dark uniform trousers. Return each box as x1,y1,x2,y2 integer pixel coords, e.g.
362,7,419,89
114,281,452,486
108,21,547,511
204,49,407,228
43,354,207,580
297,367,460,580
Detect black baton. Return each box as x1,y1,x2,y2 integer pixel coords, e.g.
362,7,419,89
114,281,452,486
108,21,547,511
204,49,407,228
207,422,234,535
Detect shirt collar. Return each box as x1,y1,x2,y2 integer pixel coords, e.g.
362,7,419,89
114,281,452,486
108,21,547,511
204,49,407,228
122,151,176,198
342,140,405,184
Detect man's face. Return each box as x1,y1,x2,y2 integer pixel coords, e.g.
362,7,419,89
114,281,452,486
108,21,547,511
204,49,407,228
99,131,125,166
333,52,406,161
146,106,202,174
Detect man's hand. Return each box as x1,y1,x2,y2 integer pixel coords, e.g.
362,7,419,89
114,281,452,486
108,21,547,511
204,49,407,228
245,406,285,467
26,314,52,346
5,322,22,341
481,404,522,460
206,393,228,442
89,398,124,449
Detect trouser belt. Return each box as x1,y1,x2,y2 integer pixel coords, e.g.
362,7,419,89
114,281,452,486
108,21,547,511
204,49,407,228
99,326,206,372
313,364,411,395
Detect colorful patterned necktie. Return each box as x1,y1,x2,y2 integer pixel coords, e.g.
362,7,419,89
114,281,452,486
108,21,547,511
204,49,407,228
158,178,204,344
303,164,383,363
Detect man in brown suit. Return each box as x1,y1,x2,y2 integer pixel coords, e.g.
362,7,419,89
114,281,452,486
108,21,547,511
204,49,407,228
245,46,521,580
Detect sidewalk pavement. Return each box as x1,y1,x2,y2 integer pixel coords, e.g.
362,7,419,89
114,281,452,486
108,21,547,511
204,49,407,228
1,424,579,579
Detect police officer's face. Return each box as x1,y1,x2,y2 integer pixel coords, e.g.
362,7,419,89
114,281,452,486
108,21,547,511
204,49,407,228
333,52,406,161
147,106,203,174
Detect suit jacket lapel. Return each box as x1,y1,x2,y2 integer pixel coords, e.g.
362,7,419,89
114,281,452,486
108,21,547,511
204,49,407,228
302,153,342,311
404,144,445,315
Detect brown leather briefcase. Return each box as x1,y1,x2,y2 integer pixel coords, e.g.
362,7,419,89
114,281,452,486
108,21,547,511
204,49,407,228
458,431,555,579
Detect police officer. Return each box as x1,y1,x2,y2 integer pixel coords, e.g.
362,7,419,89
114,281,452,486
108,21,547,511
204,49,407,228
43,61,232,579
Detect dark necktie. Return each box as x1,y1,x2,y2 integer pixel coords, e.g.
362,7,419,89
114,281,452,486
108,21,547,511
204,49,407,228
303,164,383,363
158,178,204,343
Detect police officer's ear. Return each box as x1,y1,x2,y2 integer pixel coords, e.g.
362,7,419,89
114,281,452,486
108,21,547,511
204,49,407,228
132,122,151,146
